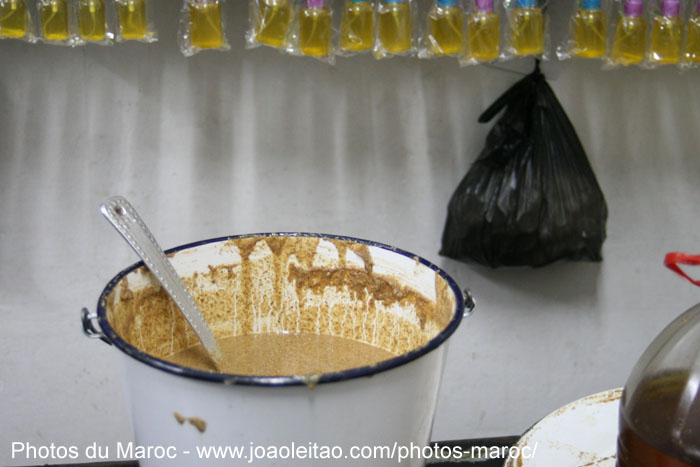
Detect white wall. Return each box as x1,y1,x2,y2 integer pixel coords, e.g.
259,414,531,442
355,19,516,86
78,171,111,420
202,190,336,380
1,1,700,464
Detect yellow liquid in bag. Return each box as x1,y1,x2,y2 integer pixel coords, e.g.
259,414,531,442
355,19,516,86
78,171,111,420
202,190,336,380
611,16,646,65
572,8,606,58
118,0,147,39
426,5,463,56
509,6,543,56
378,1,411,53
649,15,682,64
340,0,374,52
79,0,106,41
40,0,70,41
0,0,27,38
684,15,700,64
299,7,332,56
256,0,291,47
189,1,223,49
467,11,499,61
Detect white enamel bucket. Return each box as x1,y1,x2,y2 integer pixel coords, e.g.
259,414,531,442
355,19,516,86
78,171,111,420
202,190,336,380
82,233,472,466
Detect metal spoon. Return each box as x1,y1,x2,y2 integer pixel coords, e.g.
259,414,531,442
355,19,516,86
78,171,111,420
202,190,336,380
100,196,224,371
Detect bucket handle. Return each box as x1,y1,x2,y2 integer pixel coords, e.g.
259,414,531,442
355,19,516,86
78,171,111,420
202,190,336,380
81,308,111,345
463,288,476,319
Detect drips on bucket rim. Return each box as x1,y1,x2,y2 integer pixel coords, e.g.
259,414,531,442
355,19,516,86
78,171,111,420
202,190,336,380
83,232,472,387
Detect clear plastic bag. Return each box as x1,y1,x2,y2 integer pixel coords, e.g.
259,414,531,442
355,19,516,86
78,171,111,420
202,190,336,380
460,0,501,65
37,0,82,46
646,0,684,67
338,0,375,55
419,0,465,58
0,0,36,42
286,0,335,63
683,0,700,67
178,0,230,57
115,0,157,42
501,0,550,60
373,0,416,58
557,0,609,61
77,0,113,45
246,0,295,50
605,0,647,68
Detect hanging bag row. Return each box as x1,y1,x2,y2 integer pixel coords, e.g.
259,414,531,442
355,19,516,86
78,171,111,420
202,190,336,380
557,0,700,68
5,0,698,67
0,0,156,45
245,0,553,63
246,0,419,62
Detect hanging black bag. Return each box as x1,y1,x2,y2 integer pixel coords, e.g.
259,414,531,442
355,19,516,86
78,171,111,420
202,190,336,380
440,62,608,267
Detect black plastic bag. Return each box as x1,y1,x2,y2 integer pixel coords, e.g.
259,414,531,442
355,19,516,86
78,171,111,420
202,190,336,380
440,62,608,267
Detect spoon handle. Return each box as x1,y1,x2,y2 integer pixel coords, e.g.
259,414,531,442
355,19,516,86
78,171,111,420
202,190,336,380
100,196,222,369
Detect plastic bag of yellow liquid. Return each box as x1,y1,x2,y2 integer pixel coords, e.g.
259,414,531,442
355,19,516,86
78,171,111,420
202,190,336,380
604,0,647,68
115,0,157,42
76,0,114,45
178,0,230,56
373,0,417,58
37,0,82,46
419,0,464,58
683,0,700,68
246,0,296,51
440,61,608,267
501,0,550,60
460,0,501,64
0,0,37,42
285,0,336,63
338,0,375,55
557,0,610,61
645,0,684,68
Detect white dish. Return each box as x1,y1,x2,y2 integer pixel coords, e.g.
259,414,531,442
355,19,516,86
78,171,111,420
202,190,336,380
506,388,622,467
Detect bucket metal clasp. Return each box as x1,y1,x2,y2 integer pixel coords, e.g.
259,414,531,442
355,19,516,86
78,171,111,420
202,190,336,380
81,307,111,345
462,288,476,319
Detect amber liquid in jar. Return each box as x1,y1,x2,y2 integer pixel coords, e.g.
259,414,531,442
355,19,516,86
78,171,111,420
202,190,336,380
617,372,700,467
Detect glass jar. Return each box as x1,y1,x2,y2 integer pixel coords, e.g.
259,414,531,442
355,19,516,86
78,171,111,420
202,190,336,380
617,253,700,466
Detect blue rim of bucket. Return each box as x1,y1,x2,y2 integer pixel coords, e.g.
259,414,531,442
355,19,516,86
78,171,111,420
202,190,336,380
96,232,465,387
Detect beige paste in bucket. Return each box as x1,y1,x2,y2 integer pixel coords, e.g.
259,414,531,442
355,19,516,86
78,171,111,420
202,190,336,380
105,236,455,376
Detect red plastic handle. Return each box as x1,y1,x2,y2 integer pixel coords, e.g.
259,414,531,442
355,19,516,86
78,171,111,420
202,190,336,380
665,252,700,288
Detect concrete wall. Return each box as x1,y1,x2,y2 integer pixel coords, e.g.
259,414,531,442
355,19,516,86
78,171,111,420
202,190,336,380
1,1,699,464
